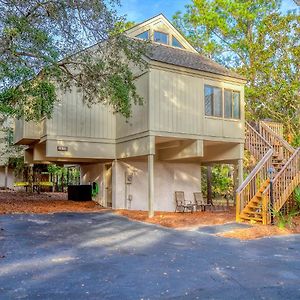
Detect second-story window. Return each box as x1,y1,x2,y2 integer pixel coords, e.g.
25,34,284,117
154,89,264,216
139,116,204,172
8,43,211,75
135,30,149,40
225,89,241,119
172,36,183,48
154,31,168,44
204,85,222,117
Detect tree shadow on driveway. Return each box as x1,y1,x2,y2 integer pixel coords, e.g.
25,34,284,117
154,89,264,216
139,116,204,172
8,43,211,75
0,212,300,299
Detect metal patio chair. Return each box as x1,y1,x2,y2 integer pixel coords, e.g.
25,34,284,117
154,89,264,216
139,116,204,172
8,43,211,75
174,191,194,213
193,192,213,211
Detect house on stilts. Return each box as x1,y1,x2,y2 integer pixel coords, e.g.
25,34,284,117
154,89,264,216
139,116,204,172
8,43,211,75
14,14,300,222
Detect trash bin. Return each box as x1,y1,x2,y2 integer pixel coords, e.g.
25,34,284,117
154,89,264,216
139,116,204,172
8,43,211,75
68,185,92,201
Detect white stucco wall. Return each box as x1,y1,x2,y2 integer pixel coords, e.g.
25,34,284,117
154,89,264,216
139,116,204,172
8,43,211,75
114,160,201,212
80,163,105,205
81,159,202,212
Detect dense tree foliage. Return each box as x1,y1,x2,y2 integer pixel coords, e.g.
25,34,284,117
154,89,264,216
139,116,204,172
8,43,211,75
201,165,234,199
0,0,146,120
174,0,300,141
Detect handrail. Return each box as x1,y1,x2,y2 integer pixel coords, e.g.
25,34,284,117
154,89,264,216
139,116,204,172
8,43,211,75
261,121,284,137
236,122,274,218
237,148,273,193
237,120,298,224
246,122,272,149
244,122,272,161
272,148,300,211
262,147,300,222
259,121,295,157
273,147,300,182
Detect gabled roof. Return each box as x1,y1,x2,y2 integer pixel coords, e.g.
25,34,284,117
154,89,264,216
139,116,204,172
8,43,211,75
126,14,245,81
146,43,246,81
125,14,197,53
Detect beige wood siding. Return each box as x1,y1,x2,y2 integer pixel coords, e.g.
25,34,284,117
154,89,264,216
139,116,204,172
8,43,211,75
46,87,116,140
46,139,115,159
116,73,149,139
203,78,244,140
14,117,40,144
149,67,244,141
149,68,203,135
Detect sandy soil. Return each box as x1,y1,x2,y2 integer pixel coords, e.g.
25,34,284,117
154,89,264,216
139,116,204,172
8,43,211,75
0,190,104,214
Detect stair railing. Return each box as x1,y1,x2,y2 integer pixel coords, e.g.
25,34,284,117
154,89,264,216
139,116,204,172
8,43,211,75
259,121,295,162
236,122,273,220
263,148,300,218
261,121,284,137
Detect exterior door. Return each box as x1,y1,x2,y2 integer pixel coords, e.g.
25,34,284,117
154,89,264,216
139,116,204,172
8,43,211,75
105,164,112,208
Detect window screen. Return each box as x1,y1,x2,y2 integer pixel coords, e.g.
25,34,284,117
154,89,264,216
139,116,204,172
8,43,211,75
204,85,222,117
233,91,240,119
213,88,222,117
205,85,214,116
224,89,233,118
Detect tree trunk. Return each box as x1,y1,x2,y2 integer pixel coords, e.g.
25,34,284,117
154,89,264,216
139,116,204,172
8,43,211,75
207,166,212,204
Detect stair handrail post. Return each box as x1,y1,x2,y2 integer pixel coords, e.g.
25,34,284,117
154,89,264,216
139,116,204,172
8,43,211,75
262,194,268,225
236,194,241,222
267,166,276,225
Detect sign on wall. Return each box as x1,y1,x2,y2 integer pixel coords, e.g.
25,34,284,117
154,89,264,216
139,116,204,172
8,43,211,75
57,146,68,152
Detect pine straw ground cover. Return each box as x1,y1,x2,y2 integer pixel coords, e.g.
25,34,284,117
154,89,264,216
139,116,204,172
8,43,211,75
1,191,300,240
116,209,236,228
0,190,104,214
116,209,300,240
219,216,300,240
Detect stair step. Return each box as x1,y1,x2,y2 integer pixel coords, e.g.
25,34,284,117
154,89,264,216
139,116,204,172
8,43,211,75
243,209,262,215
272,161,284,166
251,198,261,203
247,204,261,209
240,215,263,222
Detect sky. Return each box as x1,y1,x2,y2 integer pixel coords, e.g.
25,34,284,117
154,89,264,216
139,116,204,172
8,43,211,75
117,0,299,23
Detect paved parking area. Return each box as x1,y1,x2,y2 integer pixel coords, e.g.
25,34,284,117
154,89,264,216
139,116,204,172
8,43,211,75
0,212,300,299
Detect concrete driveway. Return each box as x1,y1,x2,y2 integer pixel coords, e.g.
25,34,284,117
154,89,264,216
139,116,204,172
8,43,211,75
0,212,300,299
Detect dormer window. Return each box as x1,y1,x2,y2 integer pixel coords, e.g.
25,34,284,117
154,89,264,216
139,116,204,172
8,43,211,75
135,30,149,40
172,36,183,48
154,31,168,44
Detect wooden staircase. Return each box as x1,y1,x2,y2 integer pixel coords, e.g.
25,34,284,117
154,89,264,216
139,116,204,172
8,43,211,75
236,121,300,224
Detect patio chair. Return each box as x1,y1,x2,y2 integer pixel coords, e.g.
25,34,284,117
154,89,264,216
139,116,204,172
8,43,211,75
174,191,194,213
193,192,213,211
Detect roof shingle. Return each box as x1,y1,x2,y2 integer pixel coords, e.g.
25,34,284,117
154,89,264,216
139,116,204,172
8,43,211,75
146,43,245,80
